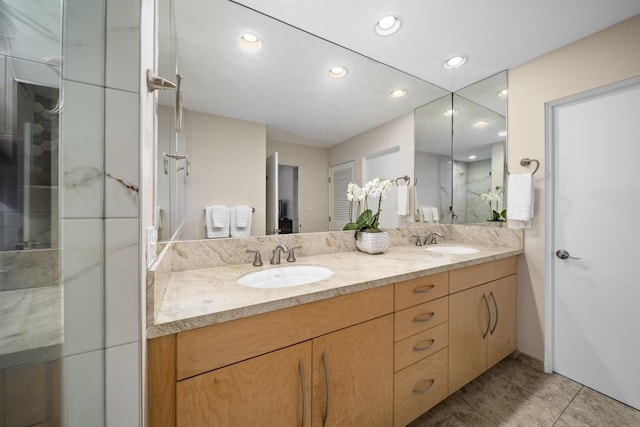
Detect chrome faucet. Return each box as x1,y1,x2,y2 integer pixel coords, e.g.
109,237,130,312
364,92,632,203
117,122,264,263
424,232,444,245
270,244,289,264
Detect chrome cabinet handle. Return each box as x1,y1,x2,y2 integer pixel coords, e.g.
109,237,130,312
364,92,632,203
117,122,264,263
322,351,330,427
555,249,581,260
412,312,435,323
412,284,435,294
412,339,435,352
481,293,491,339
489,291,499,335
298,359,306,427
412,379,435,395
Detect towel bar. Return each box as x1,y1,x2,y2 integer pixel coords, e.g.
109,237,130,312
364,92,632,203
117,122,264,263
506,158,540,176
395,175,411,186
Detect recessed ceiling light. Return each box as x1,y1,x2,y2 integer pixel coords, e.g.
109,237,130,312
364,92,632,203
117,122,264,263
390,88,407,98
375,15,402,36
473,120,488,128
443,56,466,69
239,33,262,51
498,88,508,97
443,108,458,116
468,155,477,160
498,130,507,137
328,66,348,79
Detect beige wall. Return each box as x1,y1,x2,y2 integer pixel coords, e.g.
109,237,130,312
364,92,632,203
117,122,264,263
329,112,415,220
183,110,266,239
266,140,330,233
508,14,640,360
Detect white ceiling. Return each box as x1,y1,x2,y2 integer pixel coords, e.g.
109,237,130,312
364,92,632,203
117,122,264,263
233,0,640,91
173,1,640,148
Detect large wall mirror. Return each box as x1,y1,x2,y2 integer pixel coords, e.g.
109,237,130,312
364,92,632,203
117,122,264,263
155,0,507,243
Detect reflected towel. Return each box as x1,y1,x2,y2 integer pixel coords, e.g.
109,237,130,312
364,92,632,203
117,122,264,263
206,205,229,238
507,173,534,229
230,206,252,237
420,207,432,223
396,185,408,216
430,207,439,222
235,205,252,227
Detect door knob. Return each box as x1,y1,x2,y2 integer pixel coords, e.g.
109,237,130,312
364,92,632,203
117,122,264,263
555,249,581,260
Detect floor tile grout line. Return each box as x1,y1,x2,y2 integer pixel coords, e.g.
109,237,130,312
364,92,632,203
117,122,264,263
552,385,583,426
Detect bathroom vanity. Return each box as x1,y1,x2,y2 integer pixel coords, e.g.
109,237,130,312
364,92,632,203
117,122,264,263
147,226,521,427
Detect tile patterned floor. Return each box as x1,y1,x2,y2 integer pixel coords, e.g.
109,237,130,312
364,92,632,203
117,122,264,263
408,351,640,427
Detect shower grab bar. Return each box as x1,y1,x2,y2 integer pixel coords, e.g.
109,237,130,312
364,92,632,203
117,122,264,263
164,152,190,176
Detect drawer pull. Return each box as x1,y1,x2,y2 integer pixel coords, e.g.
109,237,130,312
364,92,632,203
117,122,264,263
412,284,435,294
481,293,491,339
412,312,435,323
412,339,435,352
412,379,435,395
298,359,306,427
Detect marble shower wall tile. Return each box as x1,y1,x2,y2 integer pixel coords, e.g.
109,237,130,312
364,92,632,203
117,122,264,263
106,0,141,93
105,342,140,427
0,3,61,65
63,350,105,427
0,249,59,291
62,219,103,356
105,219,139,347
105,89,139,218
62,0,106,86
60,81,104,219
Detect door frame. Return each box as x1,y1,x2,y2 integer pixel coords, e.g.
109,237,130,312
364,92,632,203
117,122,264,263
543,76,640,373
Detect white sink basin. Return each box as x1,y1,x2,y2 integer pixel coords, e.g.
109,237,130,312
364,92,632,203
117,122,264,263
425,245,480,255
238,265,333,288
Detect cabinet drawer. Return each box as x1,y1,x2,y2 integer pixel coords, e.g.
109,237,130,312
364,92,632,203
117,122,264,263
394,348,448,427
176,285,393,380
394,296,448,342
394,322,448,373
394,272,449,311
449,256,517,294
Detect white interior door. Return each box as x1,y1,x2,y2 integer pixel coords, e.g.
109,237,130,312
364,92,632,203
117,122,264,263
550,78,640,410
266,152,279,234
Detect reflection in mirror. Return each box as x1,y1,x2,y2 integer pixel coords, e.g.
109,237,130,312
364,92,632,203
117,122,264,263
159,0,448,241
156,0,186,241
452,71,507,224
413,95,454,224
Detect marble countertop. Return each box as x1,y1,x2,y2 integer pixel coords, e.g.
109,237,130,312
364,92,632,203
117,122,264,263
148,242,522,338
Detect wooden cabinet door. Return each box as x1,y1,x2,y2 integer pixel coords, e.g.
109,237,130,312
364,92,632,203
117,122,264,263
176,341,311,427
448,285,489,394
312,315,393,427
487,275,517,368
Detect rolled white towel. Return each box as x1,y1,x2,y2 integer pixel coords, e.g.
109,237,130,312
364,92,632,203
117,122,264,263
420,207,432,223
230,206,252,237
235,205,252,228
396,185,408,216
507,173,534,229
206,205,229,238
430,207,439,222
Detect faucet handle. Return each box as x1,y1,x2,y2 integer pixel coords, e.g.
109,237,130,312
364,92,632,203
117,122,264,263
410,234,423,246
246,249,263,266
287,246,301,262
